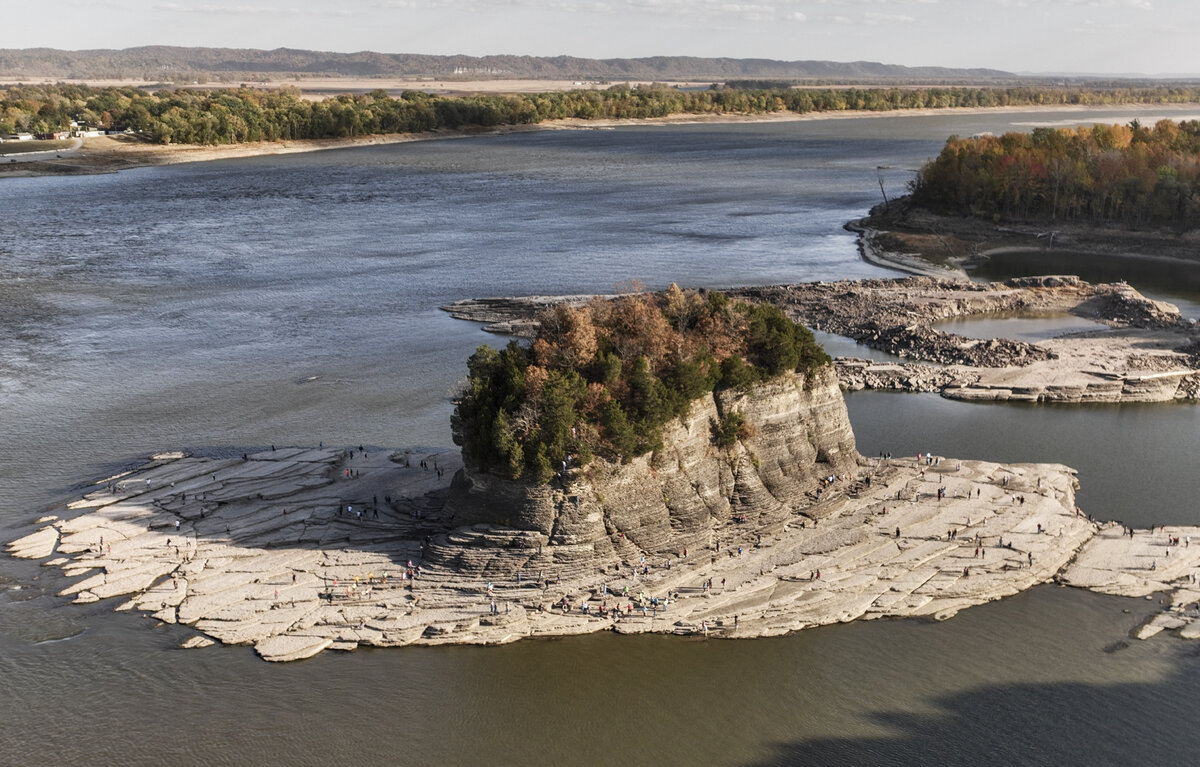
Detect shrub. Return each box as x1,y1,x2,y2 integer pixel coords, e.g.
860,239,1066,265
451,287,828,482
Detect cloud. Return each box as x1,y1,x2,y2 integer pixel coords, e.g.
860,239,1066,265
1071,14,1168,32
994,0,1151,7
372,0,938,18
713,3,778,21
811,0,938,5
1089,0,1152,7
153,2,348,15
863,11,916,23
380,0,849,23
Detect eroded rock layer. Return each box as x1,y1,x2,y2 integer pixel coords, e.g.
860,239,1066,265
441,367,859,563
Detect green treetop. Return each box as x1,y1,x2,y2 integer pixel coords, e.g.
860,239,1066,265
451,287,829,483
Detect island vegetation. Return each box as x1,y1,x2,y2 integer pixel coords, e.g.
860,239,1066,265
8,82,1200,146
451,287,829,483
911,119,1200,228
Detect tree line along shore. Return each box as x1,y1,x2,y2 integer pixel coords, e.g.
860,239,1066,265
912,119,1200,229
6,82,1200,146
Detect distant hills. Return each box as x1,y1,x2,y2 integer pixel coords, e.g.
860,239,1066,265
0,46,1015,82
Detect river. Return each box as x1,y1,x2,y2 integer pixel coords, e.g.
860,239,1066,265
3,106,1200,765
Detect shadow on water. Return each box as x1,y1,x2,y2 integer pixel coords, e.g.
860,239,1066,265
3,580,1187,767
744,665,1200,767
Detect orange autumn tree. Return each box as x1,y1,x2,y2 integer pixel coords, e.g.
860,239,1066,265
912,120,1200,227
451,287,829,483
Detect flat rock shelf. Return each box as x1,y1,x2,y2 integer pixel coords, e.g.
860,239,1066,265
11,446,1200,661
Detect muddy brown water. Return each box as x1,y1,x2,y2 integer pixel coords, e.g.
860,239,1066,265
3,107,1200,765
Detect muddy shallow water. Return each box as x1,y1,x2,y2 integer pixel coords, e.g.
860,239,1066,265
4,106,1200,765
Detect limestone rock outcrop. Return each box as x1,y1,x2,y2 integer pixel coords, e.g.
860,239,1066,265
10,394,1198,660
438,366,860,571
729,278,1200,403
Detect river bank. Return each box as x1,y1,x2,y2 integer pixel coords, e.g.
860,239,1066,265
849,197,1200,279
0,129,535,178
6,102,1195,179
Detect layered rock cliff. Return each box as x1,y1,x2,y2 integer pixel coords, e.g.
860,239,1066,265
434,366,860,575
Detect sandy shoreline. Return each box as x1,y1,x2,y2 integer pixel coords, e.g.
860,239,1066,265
0,129,519,178
9,445,1200,661
6,103,1194,180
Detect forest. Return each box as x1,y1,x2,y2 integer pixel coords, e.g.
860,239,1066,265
911,119,1200,227
7,82,1200,145
451,288,829,484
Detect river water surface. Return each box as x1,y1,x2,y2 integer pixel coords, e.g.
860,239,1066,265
3,107,1200,765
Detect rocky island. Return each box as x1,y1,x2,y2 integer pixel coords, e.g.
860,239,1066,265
10,287,1200,662
852,119,1200,270
446,277,1200,403
734,276,1200,402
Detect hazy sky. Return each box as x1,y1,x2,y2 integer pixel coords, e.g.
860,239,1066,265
4,0,1196,75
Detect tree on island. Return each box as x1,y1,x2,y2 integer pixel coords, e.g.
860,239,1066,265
451,287,829,483
911,120,1200,228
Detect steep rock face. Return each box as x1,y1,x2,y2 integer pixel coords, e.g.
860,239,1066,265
438,367,859,572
